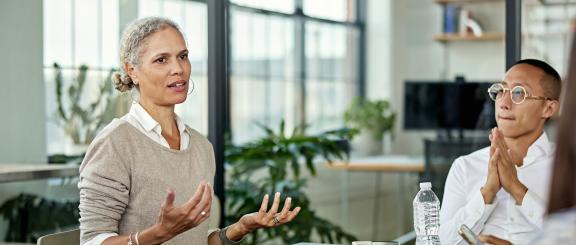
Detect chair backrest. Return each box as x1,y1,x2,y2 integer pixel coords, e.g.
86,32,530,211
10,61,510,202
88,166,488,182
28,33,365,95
422,138,490,202
37,229,79,245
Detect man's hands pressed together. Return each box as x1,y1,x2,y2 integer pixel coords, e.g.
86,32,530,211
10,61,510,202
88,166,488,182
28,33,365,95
482,128,528,205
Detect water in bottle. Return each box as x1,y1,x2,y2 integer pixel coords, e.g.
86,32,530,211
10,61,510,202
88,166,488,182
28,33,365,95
413,182,441,245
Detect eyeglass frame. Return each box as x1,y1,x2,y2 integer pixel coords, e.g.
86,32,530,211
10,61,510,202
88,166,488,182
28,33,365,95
487,82,554,105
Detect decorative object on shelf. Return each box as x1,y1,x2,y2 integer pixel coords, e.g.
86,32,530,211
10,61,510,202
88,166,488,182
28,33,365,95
225,120,358,244
437,0,502,42
52,63,128,157
344,98,396,156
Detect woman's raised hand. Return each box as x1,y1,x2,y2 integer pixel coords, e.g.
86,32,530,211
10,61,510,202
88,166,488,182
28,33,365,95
238,192,301,232
152,181,213,241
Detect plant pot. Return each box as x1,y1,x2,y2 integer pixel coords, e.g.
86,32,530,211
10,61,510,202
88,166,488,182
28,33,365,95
351,130,383,156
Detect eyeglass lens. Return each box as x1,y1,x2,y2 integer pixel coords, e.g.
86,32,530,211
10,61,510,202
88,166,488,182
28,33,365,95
488,84,526,104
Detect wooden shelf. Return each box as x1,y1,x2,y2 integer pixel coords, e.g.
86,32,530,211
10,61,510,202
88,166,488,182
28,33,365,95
435,0,503,4
524,32,567,38
434,32,504,42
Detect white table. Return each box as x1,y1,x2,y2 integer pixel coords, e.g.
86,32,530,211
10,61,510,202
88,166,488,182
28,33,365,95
0,163,78,183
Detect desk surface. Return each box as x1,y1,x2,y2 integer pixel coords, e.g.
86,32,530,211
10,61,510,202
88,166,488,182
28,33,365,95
324,155,425,172
0,163,79,183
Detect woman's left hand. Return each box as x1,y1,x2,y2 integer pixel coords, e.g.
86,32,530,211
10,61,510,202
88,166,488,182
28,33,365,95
238,192,301,232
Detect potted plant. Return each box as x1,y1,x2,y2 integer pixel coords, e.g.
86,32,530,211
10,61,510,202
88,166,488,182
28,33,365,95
0,194,79,242
225,120,358,244
52,63,128,158
344,98,396,156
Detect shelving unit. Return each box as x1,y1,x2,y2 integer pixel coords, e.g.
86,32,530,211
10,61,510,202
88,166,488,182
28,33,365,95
434,32,504,42
435,0,503,5
434,0,505,42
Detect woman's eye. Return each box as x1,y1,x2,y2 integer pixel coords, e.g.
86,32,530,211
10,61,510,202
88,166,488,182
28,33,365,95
180,53,188,59
155,57,166,63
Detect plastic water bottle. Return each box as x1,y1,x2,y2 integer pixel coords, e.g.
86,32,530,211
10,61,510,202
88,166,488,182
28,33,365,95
413,182,441,245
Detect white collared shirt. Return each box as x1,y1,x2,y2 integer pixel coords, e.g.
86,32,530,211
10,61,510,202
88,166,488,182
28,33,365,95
439,133,555,245
120,103,190,150
86,103,191,245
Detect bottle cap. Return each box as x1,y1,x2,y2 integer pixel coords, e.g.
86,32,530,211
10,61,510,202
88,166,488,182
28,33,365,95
420,182,432,189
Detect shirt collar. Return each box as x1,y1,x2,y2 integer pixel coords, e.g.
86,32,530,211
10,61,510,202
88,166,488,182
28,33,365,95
521,132,553,168
129,103,187,136
174,114,188,136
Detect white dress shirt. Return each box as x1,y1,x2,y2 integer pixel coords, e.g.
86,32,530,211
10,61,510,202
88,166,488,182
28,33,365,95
439,133,554,245
86,103,191,245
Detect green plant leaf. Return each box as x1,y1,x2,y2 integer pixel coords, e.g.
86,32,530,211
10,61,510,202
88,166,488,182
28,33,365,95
225,120,357,244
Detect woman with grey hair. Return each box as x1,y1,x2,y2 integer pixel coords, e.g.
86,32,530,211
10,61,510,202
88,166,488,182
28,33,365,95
78,17,300,245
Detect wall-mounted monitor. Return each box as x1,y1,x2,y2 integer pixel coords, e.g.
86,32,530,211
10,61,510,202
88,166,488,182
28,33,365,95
404,81,496,130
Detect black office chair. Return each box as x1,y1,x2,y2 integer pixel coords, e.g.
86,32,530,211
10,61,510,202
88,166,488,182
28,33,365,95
421,138,490,202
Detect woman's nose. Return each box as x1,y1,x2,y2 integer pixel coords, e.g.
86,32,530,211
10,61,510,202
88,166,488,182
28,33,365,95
170,60,184,75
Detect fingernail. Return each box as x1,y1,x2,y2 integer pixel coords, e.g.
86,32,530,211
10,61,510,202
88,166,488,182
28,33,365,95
287,197,292,202
265,194,269,199
275,192,280,197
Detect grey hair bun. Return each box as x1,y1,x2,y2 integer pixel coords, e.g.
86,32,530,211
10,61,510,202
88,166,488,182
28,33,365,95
112,71,135,92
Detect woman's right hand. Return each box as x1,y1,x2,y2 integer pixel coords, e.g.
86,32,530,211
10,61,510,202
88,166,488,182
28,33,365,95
140,181,213,244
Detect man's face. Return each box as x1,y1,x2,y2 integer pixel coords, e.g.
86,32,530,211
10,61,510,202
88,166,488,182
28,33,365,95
495,64,551,139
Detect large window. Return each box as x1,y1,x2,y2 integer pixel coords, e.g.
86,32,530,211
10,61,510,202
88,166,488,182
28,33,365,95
305,21,360,134
229,0,364,143
522,0,576,76
44,0,120,154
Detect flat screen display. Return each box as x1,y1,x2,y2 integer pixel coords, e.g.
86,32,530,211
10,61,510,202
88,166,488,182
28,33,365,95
404,81,496,130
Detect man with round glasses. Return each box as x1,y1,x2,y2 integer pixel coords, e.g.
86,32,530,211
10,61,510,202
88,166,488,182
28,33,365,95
439,59,561,245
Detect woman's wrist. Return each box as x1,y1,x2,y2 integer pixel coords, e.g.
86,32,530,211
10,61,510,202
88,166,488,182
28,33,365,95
226,222,251,241
137,224,170,245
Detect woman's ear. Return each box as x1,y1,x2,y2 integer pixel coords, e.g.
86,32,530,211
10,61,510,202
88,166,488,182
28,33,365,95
542,100,560,119
124,62,138,85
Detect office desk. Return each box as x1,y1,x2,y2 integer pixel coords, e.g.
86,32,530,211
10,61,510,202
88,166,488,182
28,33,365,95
324,155,424,240
0,163,78,183
325,155,424,172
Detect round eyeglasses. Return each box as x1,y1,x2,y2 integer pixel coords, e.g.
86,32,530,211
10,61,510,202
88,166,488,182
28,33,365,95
487,83,553,104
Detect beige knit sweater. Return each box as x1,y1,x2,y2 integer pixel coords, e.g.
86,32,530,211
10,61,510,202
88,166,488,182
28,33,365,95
78,119,215,245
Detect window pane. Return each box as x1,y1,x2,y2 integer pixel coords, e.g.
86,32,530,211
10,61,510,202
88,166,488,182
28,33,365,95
44,0,72,66
522,1,576,76
102,0,119,68
303,0,355,22
44,0,121,155
231,0,294,14
230,10,296,143
138,0,162,16
74,0,100,67
305,21,358,133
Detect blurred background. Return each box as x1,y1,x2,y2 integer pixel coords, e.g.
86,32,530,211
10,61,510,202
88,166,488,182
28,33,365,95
0,0,574,244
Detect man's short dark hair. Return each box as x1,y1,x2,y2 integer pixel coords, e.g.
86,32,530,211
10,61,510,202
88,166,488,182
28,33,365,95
513,59,562,100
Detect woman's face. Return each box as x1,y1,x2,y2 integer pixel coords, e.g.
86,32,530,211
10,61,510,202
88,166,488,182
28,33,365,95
129,27,191,107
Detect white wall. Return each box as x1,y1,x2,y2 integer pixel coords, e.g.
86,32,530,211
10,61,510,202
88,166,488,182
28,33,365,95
0,0,46,163
366,0,506,155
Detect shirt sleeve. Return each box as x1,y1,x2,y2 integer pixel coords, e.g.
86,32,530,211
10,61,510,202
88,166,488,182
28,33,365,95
78,136,131,245
84,233,118,245
439,157,497,245
514,189,546,228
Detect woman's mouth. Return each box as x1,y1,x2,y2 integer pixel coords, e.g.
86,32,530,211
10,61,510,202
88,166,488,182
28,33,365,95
167,80,187,92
